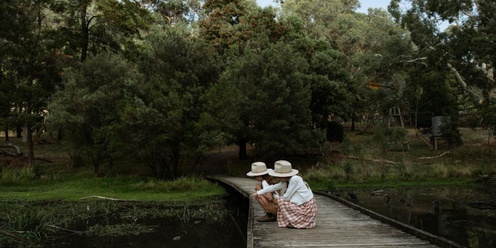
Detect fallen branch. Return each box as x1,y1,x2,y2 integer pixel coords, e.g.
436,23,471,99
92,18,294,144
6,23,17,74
415,130,433,149
417,151,452,160
35,157,54,163
0,229,26,241
47,225,83,234
0,143,23,157
80,195,136,201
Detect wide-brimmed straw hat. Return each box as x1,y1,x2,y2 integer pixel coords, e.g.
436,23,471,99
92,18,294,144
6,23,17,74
246,162,272,176
268,160,298,177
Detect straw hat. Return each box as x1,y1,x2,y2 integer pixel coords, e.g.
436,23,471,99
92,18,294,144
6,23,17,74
246,162,271,176
268,160,298,177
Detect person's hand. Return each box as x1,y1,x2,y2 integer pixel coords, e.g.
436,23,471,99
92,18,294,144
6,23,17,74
251,192,258,198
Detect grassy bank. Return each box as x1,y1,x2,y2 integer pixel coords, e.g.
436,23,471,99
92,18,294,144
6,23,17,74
1,147,228,247
0,175,225,201
301,127,496,191
222,127,496,191
2,127,495,198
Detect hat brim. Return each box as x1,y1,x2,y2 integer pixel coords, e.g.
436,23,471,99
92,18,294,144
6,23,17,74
268,169,299,177
247,169,273,177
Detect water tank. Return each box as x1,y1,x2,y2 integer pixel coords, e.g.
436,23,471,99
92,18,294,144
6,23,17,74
431,116,450,137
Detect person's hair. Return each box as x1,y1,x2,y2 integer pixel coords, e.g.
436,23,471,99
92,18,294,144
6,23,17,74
262,174,275,185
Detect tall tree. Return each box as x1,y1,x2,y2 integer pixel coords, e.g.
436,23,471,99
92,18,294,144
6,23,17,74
48,53,143,176
0,0,64,163
392,0,495,138
280,0,412,131
125,27,221,179
50,0,153,62
218,39,319,159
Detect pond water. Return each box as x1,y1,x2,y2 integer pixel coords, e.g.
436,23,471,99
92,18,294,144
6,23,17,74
40,185,495,248
44,194,248,248
337,185,496,248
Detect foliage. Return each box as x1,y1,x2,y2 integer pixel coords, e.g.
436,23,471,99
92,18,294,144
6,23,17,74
122,27,221,179
0,0,66,162
47,52,143,175
2,0,495,181
395,0,496,133
199,0,249,54
219,39,322,159
49,0,154,62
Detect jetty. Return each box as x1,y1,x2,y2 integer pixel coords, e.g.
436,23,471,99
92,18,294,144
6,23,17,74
207,176,465,248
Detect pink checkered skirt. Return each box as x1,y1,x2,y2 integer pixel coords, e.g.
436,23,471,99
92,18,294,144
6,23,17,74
276,197,317,229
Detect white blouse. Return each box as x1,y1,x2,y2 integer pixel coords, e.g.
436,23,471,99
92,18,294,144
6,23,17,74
257,175,313,205
261,180,279,198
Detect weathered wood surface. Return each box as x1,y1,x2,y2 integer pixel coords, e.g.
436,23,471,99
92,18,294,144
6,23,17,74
208,176,446,248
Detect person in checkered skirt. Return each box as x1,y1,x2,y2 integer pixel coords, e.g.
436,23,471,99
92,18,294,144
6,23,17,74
251,160,317,229
247,162,279,222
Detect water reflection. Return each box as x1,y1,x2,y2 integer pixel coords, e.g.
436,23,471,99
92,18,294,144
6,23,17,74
45,194,248,248
340,186,496,248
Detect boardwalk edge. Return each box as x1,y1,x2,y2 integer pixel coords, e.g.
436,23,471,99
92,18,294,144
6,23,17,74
315,191,466,248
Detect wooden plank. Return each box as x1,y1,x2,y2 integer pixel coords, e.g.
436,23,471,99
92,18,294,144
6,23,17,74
207,176,465,248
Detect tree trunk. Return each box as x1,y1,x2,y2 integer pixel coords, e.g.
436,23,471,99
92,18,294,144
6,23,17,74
238,138,247,160
57,128,64,140
4,127,9,141
26,123,35,165
16,125,22,138
351,113,356,131
80,4,89,62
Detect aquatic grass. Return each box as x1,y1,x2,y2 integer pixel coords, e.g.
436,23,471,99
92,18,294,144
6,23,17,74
0,198,229,245
87,223,157,236
5,209,51,242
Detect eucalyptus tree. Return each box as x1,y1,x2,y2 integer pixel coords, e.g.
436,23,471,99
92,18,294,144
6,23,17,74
279,0,412,132
153,0,204,24
390,0,494,141
199,0,252,55
49,0,154,62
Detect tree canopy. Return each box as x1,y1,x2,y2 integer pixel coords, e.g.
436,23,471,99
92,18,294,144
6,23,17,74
2,0,495,178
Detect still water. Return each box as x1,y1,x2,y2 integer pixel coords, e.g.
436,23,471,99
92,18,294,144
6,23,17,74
43,185,495,248
339,185,496,248
44,194,248,248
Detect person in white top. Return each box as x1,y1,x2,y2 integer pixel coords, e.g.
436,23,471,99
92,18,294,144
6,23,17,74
251,160,317,228
246,162,279,222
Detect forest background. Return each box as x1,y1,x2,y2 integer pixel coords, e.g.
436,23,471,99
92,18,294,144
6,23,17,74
1,0,496,188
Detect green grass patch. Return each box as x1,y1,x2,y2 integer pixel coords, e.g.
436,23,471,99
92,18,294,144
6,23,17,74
0,176,226,201
308,177,475,192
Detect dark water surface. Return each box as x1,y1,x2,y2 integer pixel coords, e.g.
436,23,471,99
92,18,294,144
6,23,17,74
43,185,495,248
44,194,248,248
338,185,496,248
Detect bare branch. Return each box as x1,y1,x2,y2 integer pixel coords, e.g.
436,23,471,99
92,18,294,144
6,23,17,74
417,151,452,160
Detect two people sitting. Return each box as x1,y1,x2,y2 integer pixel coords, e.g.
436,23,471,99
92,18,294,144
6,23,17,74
247,160,317,229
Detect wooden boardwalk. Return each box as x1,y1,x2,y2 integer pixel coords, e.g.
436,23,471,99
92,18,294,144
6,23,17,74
208,176,465,248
